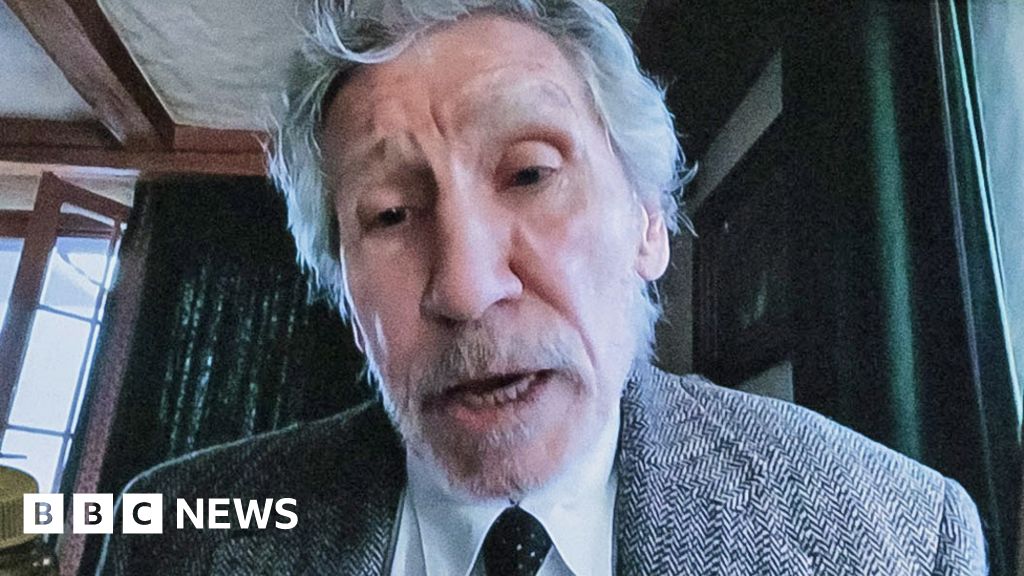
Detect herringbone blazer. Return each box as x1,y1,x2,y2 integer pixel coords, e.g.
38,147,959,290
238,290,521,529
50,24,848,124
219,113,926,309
98,365,986,575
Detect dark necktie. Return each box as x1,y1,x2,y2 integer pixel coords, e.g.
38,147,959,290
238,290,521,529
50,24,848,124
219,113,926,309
482,506,553,576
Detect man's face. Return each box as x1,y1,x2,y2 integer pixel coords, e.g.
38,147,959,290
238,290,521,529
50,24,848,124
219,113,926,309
323,15,669,498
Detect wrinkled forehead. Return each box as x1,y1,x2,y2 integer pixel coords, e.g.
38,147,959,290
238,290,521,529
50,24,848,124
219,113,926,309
321,14,601,150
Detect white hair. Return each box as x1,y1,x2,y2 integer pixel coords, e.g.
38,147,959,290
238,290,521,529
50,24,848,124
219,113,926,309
268,0,695,355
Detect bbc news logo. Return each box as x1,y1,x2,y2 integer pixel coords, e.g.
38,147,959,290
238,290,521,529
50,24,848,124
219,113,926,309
23,494,298,534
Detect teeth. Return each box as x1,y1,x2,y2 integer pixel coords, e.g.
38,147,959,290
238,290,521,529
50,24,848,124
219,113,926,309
462,374,536,408
501,385,518,402
512,378,531,396
494,386,514,404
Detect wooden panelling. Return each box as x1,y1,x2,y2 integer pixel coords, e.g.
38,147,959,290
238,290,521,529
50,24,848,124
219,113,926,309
0,118,118,149
172,126,266,153
0,210,31,237
692,122,789,387
0,146,266,176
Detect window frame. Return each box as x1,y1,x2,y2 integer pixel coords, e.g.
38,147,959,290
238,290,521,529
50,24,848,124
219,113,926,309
0,172,129,492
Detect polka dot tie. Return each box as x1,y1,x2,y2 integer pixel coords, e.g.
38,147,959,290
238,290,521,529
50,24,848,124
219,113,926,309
482,506,552,576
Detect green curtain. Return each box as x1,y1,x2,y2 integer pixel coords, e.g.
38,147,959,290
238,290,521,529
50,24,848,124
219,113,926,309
67,176,369,575
786,1,1019,574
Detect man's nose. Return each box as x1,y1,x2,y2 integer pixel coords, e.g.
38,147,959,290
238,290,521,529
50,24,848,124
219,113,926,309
421,209,523,323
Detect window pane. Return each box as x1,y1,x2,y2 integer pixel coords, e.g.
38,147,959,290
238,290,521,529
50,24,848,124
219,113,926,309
0,237,24,324
39,237,110,318
0,430,64,493
8,310,91,431
70,324,101,432
971,1,1024,410
98,253,119,322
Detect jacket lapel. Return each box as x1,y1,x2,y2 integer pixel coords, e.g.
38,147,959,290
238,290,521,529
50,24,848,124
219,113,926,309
614,365,782,575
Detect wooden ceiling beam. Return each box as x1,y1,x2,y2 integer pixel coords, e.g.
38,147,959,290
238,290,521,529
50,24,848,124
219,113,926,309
171,126,266,154
0,118,118,149
4,0,174,149
3,0,272,173
0,146,266,177
0,118,270,155
0,119,270,174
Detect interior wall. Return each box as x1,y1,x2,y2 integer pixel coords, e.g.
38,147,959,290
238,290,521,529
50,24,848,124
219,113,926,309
656,231,695,375
605,0,648,33
655,50,783,385
737,360,793,402
0,168,135,210
0,174,40,210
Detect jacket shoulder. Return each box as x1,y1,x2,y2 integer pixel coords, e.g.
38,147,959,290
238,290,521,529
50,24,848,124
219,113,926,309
635,365,942,495
124,399,400,499
627,365,985,573
97,400,403,576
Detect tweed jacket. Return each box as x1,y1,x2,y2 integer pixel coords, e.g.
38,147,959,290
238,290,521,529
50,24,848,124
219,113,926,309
98,365,986,575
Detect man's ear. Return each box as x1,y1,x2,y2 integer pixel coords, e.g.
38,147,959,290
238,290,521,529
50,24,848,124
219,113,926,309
635,204,670,281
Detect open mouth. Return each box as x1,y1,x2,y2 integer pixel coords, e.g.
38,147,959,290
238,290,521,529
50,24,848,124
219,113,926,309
436,370,553,410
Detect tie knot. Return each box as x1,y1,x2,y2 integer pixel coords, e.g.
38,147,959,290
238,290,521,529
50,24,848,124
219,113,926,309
482,506,552,576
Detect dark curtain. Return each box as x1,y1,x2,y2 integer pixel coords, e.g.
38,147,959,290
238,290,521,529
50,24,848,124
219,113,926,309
67,176,369,575
787,1,1020,574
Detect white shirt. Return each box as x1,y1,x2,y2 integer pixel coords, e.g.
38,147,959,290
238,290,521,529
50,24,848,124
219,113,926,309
388,406,621,576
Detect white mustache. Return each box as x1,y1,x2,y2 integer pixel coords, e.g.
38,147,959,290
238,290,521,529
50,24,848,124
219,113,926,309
408,321,583,400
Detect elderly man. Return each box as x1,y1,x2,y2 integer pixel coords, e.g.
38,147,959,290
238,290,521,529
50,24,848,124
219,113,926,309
99,0,986,574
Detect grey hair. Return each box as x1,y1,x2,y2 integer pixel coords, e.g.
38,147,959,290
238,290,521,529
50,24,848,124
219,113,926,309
269,0,694,348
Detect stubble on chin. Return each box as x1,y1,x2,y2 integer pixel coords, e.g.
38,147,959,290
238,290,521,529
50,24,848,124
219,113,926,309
420,411,551,498
372,324,606,499
367,278,649,499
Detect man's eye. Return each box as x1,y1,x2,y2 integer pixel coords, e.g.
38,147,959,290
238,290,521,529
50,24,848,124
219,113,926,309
510,166,552,188
375,207,408,228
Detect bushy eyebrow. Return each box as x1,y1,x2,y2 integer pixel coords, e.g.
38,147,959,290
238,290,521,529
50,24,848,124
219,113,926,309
346,82,575,162
373,133,429,170
335,131,432,197
346,130,425,169
334,79,582,198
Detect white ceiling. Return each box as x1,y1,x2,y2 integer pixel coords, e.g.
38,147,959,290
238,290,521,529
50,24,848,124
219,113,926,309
0,2,96,121
97,0,306,131
0,0,644,206
0,0,646,132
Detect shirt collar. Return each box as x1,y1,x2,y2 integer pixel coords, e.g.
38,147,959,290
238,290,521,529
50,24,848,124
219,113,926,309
406,403,621,576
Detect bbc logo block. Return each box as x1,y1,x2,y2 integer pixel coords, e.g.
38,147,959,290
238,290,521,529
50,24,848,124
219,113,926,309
22,494,296,533
23,493,163,535
122,494,163,534
72,494,114,534
23,494,63,535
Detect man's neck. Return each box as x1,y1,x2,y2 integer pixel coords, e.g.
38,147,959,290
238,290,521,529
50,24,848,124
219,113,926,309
403,399,622,576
